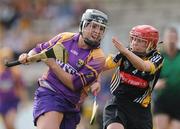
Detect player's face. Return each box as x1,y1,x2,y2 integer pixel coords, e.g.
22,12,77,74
82,21,106,43
164,30,178,49
130,36,148,53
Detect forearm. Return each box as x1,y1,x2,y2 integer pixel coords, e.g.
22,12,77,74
122,49,150,72
49,63,75,91
28,49,37,56
112,37,152,72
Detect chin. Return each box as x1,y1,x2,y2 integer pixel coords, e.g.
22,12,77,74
132,49,138,52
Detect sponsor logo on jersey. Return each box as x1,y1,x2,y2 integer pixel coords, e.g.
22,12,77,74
70,49,78,56
120,71,148,88
56,60,77,74
76,59,85,68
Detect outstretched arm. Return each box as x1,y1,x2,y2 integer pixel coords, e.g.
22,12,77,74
112,37,153,72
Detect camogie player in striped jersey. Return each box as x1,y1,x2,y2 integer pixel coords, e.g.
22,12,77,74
103,25,164,129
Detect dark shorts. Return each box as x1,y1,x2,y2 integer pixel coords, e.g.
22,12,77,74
103,96,152,129
153,92,180,120
33,87,80,129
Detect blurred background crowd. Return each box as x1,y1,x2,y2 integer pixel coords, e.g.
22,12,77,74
1,0,180,129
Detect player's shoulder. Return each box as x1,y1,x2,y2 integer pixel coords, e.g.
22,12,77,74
147,50,164,67
91,48,106,59
149,49,163,58
59,32,76,37
58,32,77,42
86,48,106,66
51,32,77,45
86,48,106,63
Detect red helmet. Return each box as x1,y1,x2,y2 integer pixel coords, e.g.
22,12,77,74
129,25,159,49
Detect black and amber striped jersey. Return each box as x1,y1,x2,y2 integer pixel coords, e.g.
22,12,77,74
106,50,163,107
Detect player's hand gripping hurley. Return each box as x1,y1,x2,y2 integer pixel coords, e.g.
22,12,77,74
5,44,68,67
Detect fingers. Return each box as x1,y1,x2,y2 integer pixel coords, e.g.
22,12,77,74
112,37,119,43
18,53,29,64
112,37,127,54
91,82,101,94
112,37,122,49
112,37,121,46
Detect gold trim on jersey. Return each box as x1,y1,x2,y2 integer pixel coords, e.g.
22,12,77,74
133,77,156,107
79,72,86,86
105,54,119,69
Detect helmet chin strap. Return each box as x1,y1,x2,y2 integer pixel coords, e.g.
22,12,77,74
131,49,156,57
132,51,146,57
84,38,100,48
80,32,100,49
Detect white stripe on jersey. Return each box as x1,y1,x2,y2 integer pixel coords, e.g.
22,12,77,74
133,90,148,103
110,69,121,94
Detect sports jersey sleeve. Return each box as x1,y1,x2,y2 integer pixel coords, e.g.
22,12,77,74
32,34,62,53
72,50,106,90
105,53,122,70
148,51,164,74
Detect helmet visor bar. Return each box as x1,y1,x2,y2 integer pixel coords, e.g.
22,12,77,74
87,14,108,25
130,35,148,45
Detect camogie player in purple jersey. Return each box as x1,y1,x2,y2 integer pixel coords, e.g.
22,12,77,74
0,47,27,129
18,9,108,129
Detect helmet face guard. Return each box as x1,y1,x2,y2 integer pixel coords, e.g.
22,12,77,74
129,25,159,55
79,9,108,48
81,20,107,48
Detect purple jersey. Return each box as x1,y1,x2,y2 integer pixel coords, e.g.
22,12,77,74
0,69,21,102
33,32,105,105
0,68,25,115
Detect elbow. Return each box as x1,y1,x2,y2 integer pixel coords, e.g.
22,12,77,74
138,67,145,72
71,84,85,92
71,88,76,92
68,83,76,91
136,64,146,72
70,82,82,92
138,61,149,71
141,65,146,71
